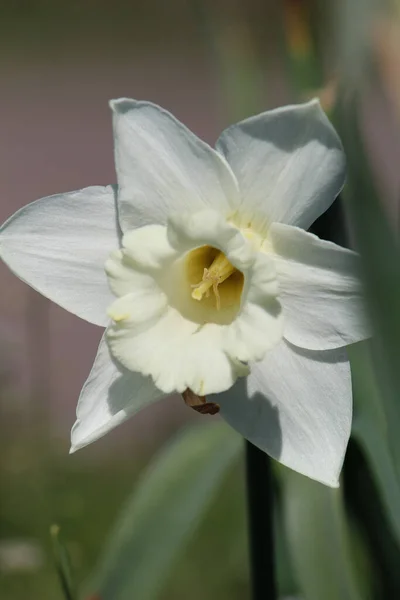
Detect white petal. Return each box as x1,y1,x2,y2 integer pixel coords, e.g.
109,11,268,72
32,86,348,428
105,248,156,298
0,185,119,326
107,291,169,329
107,304,247,395
123,224,178,269
110,98,240,231
167,209,254,269
216,99,345,232
105,224,177,298
223,252,283,362
70,332,165,452
270,223,370,350
216,341,351,487
223,301,282,363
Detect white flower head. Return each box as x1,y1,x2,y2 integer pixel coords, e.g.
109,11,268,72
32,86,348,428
0,97,370,486
105,209,282,396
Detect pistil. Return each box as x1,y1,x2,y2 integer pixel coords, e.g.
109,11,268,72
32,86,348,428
191,251,236,309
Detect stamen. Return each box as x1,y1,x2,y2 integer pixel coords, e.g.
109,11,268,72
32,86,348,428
191,251,236,309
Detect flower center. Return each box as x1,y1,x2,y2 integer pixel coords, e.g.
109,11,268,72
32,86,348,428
185,246,244,318
191,251,237,310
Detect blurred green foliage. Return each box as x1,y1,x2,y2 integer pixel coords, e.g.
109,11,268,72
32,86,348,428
280,468,373,600
89,423,243,600
0,438,249,600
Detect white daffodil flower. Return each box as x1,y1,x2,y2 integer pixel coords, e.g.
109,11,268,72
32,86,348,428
0,98,370,486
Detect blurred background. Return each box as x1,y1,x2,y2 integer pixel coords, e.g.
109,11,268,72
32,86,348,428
1,1,400,599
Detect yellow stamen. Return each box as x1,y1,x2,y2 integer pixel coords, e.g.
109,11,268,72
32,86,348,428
191,251,236,310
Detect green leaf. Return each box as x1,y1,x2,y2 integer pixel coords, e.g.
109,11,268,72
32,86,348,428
274,504,299,596
50,524,77,600
349,342,400,546
190,1,266,121
88,422,242,600
280,469,374,600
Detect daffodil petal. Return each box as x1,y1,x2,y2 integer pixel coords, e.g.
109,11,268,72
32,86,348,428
107,291,168,328
270,223,371,350
107,307,243,395
222,252,283,362
216,99,345,232
70,332,165,452
105,248,157,299
123,224,178,269
216,341,351,487
223,301,282,363
167,210,254,269
0,185,120,326
105,224,178,298
110,98,240,232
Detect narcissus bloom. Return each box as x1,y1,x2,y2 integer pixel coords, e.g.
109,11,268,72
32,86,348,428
0,98,369,486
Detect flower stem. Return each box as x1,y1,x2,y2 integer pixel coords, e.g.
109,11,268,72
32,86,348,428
245,441,276,599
